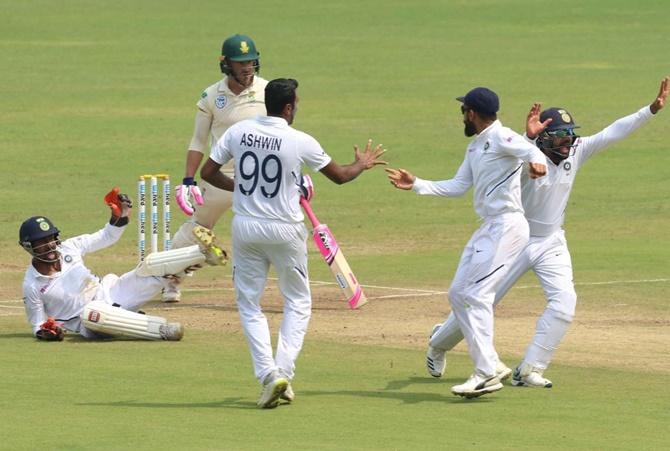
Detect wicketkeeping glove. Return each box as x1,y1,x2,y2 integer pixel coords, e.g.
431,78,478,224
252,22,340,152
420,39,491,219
176,177,204,216
105,187,133,226
299,174,314,201
36,317,65,341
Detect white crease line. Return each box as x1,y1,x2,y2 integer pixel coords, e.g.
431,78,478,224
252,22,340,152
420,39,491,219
515,278,670,290
0,305,23,309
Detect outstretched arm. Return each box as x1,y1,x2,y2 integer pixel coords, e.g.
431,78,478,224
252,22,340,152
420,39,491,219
320,139,387,184
578,76,669,164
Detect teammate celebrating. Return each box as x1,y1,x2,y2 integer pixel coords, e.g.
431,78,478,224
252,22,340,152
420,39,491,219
387,87,548,398
426,76,669,388
201,78,386,408
167,34,268,302
19,189,226,341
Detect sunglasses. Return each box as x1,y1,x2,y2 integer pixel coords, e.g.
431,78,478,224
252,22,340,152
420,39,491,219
460,105,470,114
547,128,575,138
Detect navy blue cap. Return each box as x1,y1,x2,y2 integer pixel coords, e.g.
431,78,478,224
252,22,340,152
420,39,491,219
540,107,580,132
456,87,499,115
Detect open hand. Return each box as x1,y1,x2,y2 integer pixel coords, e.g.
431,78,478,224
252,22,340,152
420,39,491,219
650,76,669,114
385,168,416,190
526,103,553,139
354,139,387,170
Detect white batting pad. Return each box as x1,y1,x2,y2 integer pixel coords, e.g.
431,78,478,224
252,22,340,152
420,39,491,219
81,300,171,340
135,244,206,277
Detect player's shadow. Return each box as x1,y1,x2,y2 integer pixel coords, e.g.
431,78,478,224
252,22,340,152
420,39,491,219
298,388,494,404
384,376,463,390
77,398,258,410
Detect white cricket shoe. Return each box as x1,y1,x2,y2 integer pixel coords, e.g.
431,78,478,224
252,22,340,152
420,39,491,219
451,373,503,398
159,322,184,341
511,363,553,388
161,282,181,303
192,226,228,266
426,323,447,378
257,372,289,409
496,360,513,382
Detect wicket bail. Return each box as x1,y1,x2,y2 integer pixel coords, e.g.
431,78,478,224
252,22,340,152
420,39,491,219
137,174,171,261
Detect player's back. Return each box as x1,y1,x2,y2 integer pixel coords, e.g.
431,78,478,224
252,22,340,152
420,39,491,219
220,116,329,223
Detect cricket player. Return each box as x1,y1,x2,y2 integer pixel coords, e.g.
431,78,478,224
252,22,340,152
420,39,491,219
19,189,226,341
426,76,669,388
166,33,269,302
201,78,386,408
387,87,548,398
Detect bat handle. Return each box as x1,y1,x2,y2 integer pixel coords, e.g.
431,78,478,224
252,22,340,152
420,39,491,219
300,197,321,227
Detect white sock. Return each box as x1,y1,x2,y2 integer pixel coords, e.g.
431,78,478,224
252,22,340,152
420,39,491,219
429,313,464,351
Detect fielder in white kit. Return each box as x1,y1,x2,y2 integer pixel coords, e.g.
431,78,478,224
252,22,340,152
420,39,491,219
19,189,226,341
201,78,386,408
426,76,669,388
166,33,268,302
387,87,548,398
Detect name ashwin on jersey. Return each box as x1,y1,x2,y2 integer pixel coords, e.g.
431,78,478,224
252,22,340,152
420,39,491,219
240,133,282,151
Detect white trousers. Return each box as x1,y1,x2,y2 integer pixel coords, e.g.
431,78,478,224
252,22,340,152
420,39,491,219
232,215,311,384
172,179,234,248
432,229,576,370
447,212,530,377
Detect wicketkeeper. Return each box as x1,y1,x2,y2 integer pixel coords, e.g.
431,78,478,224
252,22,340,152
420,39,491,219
19,188,227,341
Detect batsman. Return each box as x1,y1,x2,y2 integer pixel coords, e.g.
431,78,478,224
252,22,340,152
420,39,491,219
19,188,226,341
166,33,268,302
427,76,669,388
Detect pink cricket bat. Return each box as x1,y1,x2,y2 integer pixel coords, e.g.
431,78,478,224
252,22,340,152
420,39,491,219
300,197,367,309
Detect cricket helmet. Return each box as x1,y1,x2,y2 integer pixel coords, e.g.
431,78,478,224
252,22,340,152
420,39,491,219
18,216,60,255
536,107,581,162
220,34,260,75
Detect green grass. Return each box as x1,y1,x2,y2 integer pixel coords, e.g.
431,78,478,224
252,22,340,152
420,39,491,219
2,0,669,449
2,317,668,451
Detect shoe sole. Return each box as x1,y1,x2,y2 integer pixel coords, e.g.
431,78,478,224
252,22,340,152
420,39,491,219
193,226,228,266
511,378,553,388
258,379,289,409
497,366,512,382
452,382,503,399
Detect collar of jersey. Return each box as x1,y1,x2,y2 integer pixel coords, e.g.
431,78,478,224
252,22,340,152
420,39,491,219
472,119,501,143
257,115,288,126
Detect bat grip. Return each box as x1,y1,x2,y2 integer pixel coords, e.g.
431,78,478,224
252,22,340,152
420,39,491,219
300,197,321,227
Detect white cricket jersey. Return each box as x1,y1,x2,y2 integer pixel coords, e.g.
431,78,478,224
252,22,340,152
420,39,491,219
210,116,332,223
413,120,546,219
189,76,269,174
522,106,653,236
22,224,124,335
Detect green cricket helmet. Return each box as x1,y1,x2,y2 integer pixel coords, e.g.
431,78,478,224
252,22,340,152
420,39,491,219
220,34,260,74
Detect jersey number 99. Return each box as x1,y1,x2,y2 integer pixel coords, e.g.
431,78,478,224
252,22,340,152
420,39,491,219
238,151,283,198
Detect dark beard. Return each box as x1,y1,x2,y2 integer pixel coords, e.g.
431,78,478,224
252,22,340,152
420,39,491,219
464,120,477,137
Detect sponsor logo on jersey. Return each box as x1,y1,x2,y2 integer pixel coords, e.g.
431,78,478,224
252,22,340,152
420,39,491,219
215,95,227,109
200,91,207,99
484,141,490,151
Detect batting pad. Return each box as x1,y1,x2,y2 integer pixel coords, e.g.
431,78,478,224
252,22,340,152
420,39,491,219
135,244,206,277
81,301,169,340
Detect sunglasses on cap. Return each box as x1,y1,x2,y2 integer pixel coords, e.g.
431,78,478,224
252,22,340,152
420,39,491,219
546,128,576,138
